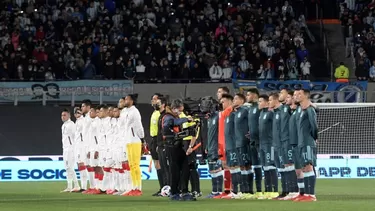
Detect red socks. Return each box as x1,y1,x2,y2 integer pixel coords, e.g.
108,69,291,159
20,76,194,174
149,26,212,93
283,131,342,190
122,163,130,171
224,169,231,192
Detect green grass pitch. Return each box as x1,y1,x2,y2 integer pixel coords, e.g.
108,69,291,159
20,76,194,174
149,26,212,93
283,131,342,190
0,179,374,211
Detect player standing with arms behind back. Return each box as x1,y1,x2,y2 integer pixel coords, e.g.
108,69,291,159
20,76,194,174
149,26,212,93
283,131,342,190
269,92,289,199
293,89,318,202
61,109,80,192
73,107,88,192
215,87,233,199
258,95,278,199
282,91,299,200
245,89,263,199
233,93,253,199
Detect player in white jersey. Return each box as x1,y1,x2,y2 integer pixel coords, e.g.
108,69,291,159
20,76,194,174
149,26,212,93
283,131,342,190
121,94,145,196
104,106,118,194
111,107,123,194
80,100,97,194
60,108,80,192
97,105,112,193
114,97,132,196
73,107,88,192
84,106,104,194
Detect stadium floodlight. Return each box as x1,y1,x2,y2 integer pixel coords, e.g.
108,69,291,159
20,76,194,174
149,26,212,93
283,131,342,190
316,103,375,155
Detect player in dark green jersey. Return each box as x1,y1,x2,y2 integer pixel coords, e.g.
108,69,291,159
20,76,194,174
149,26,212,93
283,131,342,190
245,89,262,198
258,95,278,199
282,91,299,200
289,90,306,200
205,111,223,198
223,94,241,198
294,89,318,202
233,93,253,199
269,92,287,199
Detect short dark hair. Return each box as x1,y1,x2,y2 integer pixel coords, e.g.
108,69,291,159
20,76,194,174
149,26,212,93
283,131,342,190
126,93,139,106
259,94,269,101
159,96,168,105
288,90,294,96
269,92,279,100
82,99,92,107
62,108,71,114
221,93,233,101
235,93,246,102
301,89,311,98
247,88,259,96
95,105,101,110
151,93,163,100
218,86,230,94
171,99,184,108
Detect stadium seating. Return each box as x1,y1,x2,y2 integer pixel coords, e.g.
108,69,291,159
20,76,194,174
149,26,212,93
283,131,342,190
0,0,317,83
341,0,375,81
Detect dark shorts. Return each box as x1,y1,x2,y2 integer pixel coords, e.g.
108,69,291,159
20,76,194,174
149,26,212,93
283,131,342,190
259,145,274,167
237,145,251,167
300,145,317,167
250,145,261,166
150,136,158,160
208,159,222,172
226,149,239,167
283,143,294,165
274,147,282,168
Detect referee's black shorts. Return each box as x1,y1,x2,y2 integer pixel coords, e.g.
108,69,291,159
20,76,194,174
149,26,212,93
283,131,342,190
150,136,159,160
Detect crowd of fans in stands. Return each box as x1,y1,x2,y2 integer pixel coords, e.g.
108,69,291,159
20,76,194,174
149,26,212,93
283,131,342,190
0,0,313,82
341,0,375,81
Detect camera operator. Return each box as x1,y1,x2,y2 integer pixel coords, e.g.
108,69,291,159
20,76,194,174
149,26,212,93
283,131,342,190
161,99,194,201
179,105,201,198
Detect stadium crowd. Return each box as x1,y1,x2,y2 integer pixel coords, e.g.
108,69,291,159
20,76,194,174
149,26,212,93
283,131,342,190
0,0,313,82
341,0,375,81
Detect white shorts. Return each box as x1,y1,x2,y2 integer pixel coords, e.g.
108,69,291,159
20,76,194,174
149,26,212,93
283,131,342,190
75,145,87,164
63,148,75,169
89,151,99,167
103,149,115,168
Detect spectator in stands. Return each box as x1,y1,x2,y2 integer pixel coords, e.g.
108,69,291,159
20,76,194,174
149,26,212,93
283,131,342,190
300,56,311,80
335,62,350,83
0,0,314,82
356,59,368,81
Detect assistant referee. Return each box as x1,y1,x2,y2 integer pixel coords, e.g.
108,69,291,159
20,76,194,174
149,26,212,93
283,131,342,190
150,93,163,196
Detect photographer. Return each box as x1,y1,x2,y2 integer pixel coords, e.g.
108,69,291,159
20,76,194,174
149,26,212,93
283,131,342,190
161,99,194,201
179,105,201,198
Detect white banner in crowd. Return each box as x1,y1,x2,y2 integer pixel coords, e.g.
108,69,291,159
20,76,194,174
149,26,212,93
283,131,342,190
1,156,375,181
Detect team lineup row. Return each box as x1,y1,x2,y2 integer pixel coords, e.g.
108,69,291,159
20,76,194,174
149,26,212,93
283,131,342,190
200,87,318,201
60,94,147,196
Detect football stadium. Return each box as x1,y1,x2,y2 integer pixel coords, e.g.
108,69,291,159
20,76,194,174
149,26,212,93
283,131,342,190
1,0,375,210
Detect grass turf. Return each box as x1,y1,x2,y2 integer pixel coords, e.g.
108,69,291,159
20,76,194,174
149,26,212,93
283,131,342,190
0,179,374,211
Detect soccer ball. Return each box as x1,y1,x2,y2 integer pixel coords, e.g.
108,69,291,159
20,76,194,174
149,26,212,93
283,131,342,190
161,185,171,197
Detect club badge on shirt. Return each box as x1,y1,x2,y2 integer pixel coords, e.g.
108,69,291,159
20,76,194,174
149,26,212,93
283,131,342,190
253,108,257,114
238,112,241,118
276,114,279,119
263,114,267,119
284,107,288,112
